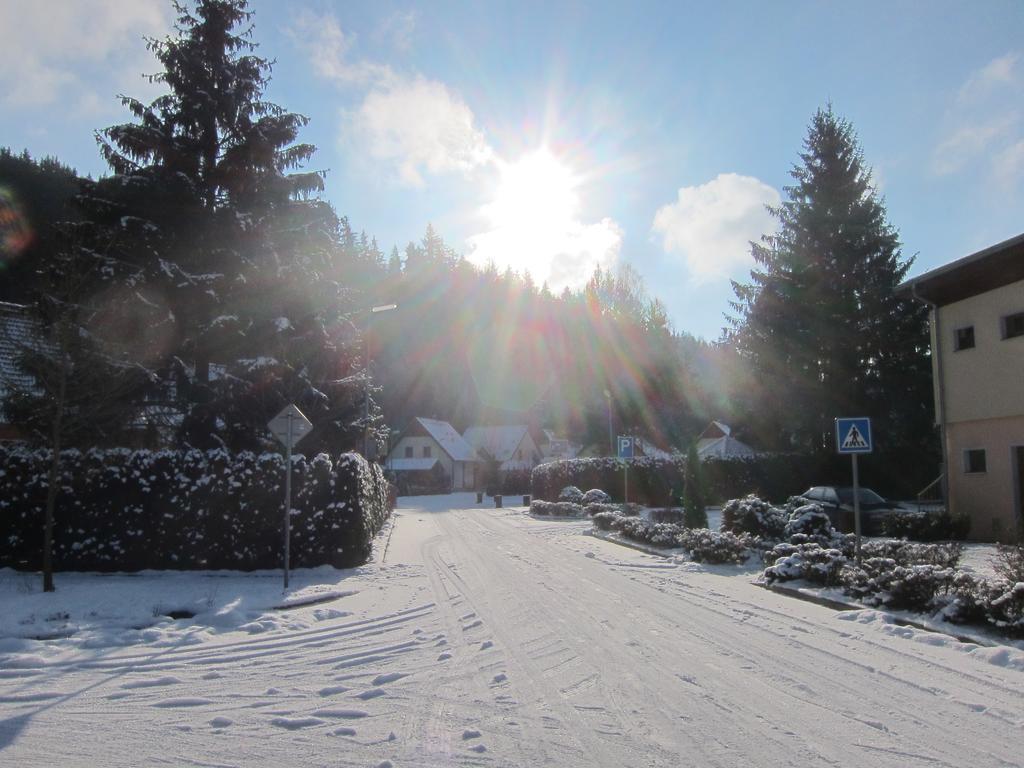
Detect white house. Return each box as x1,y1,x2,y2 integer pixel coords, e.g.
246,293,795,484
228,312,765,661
463,424,541,471
388,417,479,491
696,421,756,459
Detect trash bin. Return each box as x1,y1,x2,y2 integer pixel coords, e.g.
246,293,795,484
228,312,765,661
494,494,503,508
523,494,531,506
476,491,484,504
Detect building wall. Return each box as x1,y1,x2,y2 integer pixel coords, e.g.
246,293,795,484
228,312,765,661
391,436,454,477
937,278,1024,424
945,415,1024,542
388,436,478,489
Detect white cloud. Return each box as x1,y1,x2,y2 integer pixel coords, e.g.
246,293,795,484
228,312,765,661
934,52,1023,183
933,114,1018,175
957,53,1020,103
289,10,394,87
376,10,418,52
651,173,780,281
994,138,1024,185
0,0,168,108
349,76,494,186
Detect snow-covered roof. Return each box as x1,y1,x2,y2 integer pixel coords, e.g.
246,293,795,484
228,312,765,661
414,418,479,462
697,435,756,459
698,420,732,439
389,458,439,472
635,438,672,459
462,425,529,462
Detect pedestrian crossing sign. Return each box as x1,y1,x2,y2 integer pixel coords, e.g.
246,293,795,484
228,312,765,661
836,417,872,454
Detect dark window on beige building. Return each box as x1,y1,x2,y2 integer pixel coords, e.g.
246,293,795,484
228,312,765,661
964,449,987,474
954,326,975,350
1001,311,1024,340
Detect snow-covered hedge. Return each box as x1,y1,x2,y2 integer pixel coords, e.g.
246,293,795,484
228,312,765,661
589,510,754,564
558,485,584,503
721,495,789,539
582,488,610,505
0,446,390,572
530,500,585,517
764,543,847,586
531,454,821,506
881,508,970,541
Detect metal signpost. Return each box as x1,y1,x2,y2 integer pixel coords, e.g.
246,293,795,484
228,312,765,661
268,404,313,589
836,417,873,564
617,436,635,504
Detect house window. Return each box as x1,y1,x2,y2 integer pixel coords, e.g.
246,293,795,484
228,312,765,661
954,326,975,350
404,446,413,458
964,449,987,474
1001,311,1024,340
423,445,432,458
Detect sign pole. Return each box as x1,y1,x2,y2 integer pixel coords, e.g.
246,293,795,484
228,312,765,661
283,415,293,590
852,453,862,565
624,460,629,505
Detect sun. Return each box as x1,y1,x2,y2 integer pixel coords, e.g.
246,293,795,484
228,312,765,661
483,148,580,241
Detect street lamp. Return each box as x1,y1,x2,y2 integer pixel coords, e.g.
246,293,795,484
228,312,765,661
363,303,398,457
603,388,613,456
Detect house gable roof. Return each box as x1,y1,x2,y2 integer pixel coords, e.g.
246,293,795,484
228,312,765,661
407,417,479,462
462,425,529,462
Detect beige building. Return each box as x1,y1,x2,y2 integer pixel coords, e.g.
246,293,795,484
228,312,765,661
387,417,479,491
901,233,1024,541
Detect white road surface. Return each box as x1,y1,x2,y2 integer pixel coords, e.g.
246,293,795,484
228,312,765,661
2,493,1022,767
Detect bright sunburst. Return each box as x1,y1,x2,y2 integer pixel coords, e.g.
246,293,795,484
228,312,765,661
468,147,621,290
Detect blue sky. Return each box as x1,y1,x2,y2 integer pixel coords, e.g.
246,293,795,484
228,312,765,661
2,0,1022,339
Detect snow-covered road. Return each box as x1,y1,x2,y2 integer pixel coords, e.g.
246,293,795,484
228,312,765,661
2,493,1023,767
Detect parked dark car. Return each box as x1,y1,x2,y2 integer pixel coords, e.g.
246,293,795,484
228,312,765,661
798,486,907,536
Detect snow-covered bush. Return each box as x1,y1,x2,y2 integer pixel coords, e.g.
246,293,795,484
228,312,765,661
678,529,752,564
764,543,846,585
530,500,584,517
558,485,584,504
582,488,611,505
585,502,620,517
859,539,963,569
993,543,1024,582
783,503,834,541
841,559,955,612
0,446,389,572
882,509,970,541
648,508,686,525
981,580,1024,634
721,495,787,539
591,511,620,531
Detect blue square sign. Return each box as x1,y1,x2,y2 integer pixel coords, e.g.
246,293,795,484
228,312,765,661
617,436,635,459
836,417,872,454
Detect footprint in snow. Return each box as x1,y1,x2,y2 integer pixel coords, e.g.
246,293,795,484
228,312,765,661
371,672,407,686
469,744,487,753
377,761,394,768
209,716,233,728
438,652,452,661
462,619,483,631
480,640,493,650
201,672,223,680
152,697,213,708
492,673,507,684
121,676,181,690
270,716,324,730
462,729,481,740
333,727,357,736
319,685,350,696
355,688,386,701
459,612,476,621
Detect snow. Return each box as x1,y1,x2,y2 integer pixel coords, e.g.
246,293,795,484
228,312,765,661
412,417,479,462
1,493,1022,766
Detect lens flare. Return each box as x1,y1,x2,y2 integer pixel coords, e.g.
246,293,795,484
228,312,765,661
0,187,33,268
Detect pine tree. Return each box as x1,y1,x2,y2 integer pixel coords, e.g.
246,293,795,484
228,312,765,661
682,442,708,528
84,0,382,451
728,106,931,455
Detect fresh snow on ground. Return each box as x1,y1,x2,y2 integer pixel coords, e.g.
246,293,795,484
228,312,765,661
2,492,1023,766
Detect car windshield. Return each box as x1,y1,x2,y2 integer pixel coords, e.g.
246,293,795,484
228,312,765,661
837,488,887,505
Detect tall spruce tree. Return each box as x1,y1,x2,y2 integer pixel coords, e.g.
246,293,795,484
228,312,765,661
82,0,379,451
729,106,932,457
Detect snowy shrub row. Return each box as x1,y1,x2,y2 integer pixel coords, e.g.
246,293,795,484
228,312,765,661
532,454,832,506
590,511,753,564
0,446,390,572
530,500,585,517
881,509,971,541
558,486,584,503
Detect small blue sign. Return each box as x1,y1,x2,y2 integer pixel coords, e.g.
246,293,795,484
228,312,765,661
617,436,635,459
836,417,872,454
